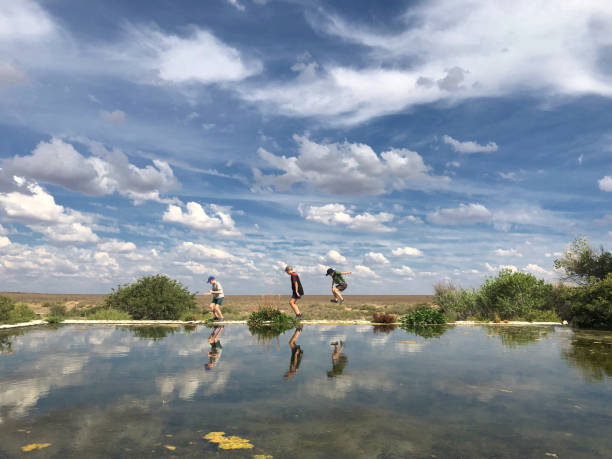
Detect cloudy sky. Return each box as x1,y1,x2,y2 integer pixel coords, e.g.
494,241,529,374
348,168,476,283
0,0,611,294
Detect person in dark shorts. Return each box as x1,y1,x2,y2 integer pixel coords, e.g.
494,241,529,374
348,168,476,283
326,268,352,304
285,266,303,319
205,276,224,321
205,325,223,370
284,326,303,380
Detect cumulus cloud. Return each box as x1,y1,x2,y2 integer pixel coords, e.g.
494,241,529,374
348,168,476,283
226,0,245,11
0,180,98,243
98,239,137,253
493,248,522,257
99,109,126,124
392,265,415,278
391,247,423,257
2,137,179,203
598,176,612,192
321,249,346,264
363,252,389,264
299,203,395,232
0,0,56,41
0,236,10,248
163,202,240,236
254,135,449,195
243,1,612,124
523,263,552,276
427,203,492,225
485,263,518,273
353,265,378,278
442,135,498,154
116,25,261,84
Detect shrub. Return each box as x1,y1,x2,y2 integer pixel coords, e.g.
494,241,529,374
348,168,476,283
46,316,64,324
105,274,197,320
567,275,612,330
434,287,479,320
400,306,446,326
49,304,68,317
554,237,612,285
87,309,132,320
401,324,449,339
247,306,297,327
372,312,396,323
0,296,37,324
476,269,553,320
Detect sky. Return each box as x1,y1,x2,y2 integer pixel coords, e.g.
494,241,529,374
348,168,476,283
0,0,611,294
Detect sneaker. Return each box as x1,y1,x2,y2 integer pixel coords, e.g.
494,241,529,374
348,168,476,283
330,299,338,303
339,299,344,304
330,341,339,345
212,317,219,321
217,317,224,322
296,313,303,319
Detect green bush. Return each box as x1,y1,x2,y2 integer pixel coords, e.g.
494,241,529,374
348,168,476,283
247,306,297,336
46,316,64,324
554,237,612,284
50,304,68,317
87,309,132,320
567,275,612,330
0,296,37,324
477,269,553,320
434,286,479,320
400,306,446,326
105,274,197,320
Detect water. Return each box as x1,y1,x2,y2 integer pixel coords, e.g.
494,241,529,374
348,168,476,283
0,324,611,458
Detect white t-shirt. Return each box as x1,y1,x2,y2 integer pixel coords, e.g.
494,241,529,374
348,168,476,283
211,280,224,299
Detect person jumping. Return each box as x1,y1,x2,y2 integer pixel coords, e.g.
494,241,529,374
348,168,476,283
326,268,351,304
285,266,303,319
205,276,224,321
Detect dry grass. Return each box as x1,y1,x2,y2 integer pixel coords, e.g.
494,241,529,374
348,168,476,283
1,292,432,320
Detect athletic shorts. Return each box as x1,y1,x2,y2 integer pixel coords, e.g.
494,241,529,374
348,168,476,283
335,283,348,291
291,293,302,300
212,297,224,305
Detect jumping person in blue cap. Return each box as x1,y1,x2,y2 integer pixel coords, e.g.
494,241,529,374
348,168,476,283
205,276,224,321
326,268,351,304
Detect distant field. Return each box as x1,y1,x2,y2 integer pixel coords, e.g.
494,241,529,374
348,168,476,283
0,292,433,320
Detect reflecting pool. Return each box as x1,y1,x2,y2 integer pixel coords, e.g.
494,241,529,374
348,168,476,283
1,324,611,458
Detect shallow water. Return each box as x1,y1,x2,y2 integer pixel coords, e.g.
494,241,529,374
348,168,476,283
1,324,611,458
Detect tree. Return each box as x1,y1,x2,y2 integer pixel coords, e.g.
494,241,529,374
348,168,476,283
554,237,612,285
105,274,197,320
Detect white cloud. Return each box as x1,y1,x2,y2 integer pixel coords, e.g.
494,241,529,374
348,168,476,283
353,264,379,278
493,248,522,257
0,0,56,41
485,263,518,273
363,252,389,264
0,181,98,243
117,25,261,84
392,265,415,278
177,242,237,262
427,203,492,225
226,0,245,11
0,224,7,235
2,138,179,203
391,247,423,257
163,203,240,236
98,240,137,253
254,135,449,195
99,109,126,124
598,176,612,192
442,135,498,154
523,263,552,276
243,0,612,124
299,203,395,233
399,215,424,224
0,61,26,85
491,205,571,231
321,249,346,264
0,236,10,248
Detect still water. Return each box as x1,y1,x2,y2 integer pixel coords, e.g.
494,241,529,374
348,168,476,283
0,324,611,458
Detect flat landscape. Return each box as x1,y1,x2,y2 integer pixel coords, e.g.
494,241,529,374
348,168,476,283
0,292,432,321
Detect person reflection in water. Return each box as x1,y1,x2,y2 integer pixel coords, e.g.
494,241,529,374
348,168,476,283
284,326,303,380
205,325,223,370
327,340,347,378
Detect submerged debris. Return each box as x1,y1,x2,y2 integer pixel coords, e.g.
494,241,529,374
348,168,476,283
203,431,254,450
21,443,51,452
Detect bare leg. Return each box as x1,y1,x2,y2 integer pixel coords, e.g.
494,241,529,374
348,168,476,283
214,304,223,320
209,303,217,318
332,287,343,302
289,298,301,315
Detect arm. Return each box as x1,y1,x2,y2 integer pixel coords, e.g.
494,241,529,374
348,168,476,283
341,271,352,275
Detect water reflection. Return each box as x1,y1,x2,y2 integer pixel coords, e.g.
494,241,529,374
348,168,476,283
562,330,612,381
327,340,348,378
128,326,178,340
372,324,396,334
400,325,449,339
485,325,554,347
205,326,224,370
284,326,303,380
0,329,25,354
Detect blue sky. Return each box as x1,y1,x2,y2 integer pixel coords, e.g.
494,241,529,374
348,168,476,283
0,0,611,294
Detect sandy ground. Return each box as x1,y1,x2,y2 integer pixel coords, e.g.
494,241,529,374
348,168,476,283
0,292,433,320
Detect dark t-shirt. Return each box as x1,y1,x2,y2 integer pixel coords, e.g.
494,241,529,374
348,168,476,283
290,272,304,295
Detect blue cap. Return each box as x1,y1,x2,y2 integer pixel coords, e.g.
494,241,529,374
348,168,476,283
207,276,215,283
